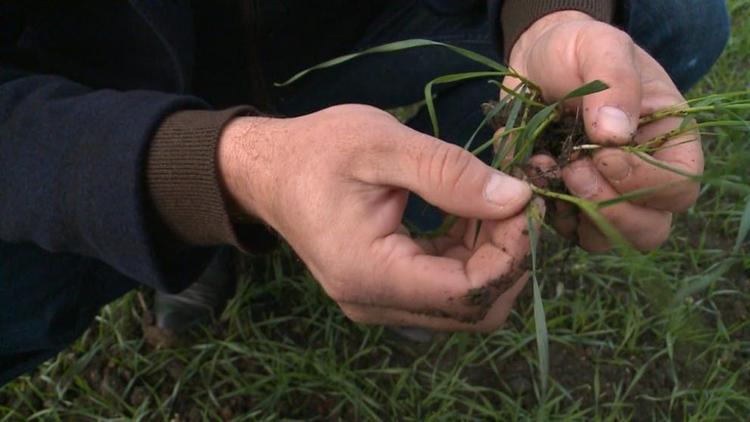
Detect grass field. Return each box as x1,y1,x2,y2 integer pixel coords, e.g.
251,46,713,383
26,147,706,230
2,2,749,420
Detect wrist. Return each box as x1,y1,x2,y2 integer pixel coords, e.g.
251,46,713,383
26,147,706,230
217,115,282,226
508,10,595,70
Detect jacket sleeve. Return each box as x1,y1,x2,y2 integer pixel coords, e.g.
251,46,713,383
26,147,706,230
0,0,283,293
0,65,225,292
488,0,622,60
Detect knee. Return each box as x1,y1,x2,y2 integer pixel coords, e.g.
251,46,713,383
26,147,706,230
668,0,729,90
629,0,730,91
689,0,730,67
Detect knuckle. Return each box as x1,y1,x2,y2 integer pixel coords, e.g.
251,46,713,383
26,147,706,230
422,143,476,192
324,104,398,129
643,78,681,97
330,103,380,115
663,181,700,212
324,278,350,303
609,27,634,47
636,213,672,251
585,22,632,46
599,207,625,228
339,304,366,323
680,182,701,210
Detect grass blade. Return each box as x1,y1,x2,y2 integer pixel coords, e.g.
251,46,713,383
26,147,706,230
463,92,513,150
510,104,557,168
632,152,702,180
595,181,688,209
275,39,509,87
733,196,750,253
489,80,546,108
560,80,609,101
470,126,524,156
673,260,736,304
387,99,428,123
578,203,632,252
533,184,633,253
526,208,549,398
492,93,525,169
423,71,503,137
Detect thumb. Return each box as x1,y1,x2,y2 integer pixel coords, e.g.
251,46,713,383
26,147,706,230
375,131,532,220
522,22,642,145
576,26,642,145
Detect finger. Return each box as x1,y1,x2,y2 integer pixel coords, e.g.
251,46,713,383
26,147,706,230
415,219,468,255
524,22,642,145
577,214,614,253
457,200,544,261
551,200,578,240
338,236,505,322
576,26,642,145
367,128,532,221
590,49,704,212
562,158,672,251
489,198,544,259
464,210,536,292
344,209,536,322
523,156,577,239
593,121,703,212
592,135,702,212
523,155,578,240
339,273,529,333
525,154,560,188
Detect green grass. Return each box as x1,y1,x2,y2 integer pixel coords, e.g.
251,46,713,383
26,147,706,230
2,2,750,420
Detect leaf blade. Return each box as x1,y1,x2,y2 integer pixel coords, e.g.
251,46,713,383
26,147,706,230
526,210,549,398
560,80,610,101
733,196,750,253
275,39,509,87
423,71,503,137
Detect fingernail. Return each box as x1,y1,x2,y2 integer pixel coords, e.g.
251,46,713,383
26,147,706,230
597,106,633,139
597,153,631,183
484,172,529,207
566,161,599,199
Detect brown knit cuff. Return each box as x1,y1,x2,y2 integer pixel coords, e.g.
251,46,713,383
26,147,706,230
501,0,616,61
147,106,277,253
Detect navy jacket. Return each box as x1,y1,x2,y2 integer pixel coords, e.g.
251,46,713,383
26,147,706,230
0,0,505,384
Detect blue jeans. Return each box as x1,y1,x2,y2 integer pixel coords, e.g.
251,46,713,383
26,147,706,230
0,0,729,385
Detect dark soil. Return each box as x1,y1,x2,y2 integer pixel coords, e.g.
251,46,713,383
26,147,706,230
482,100,594,232
482,101,592,197
483,101,589,164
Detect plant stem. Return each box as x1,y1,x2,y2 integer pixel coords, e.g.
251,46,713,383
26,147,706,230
571,144,603,151
470,127,525,156
639,102,750,126
530,185,588,207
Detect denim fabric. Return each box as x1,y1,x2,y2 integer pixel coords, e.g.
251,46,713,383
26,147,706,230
0,243,136,384
0,0,729,385
627,0,730,92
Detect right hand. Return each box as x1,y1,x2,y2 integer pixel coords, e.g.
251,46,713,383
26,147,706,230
217,104,539,331
503,11,703,252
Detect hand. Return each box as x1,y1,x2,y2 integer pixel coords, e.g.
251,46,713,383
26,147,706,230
504,11,703,252
218,104,539,331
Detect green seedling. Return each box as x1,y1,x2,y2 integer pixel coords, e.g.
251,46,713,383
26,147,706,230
278,38,750,402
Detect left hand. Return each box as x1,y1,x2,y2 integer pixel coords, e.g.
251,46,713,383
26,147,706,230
219,105,539,331
503,10,704,252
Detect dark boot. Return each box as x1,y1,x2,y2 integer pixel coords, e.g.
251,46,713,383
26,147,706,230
153,247,236,333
